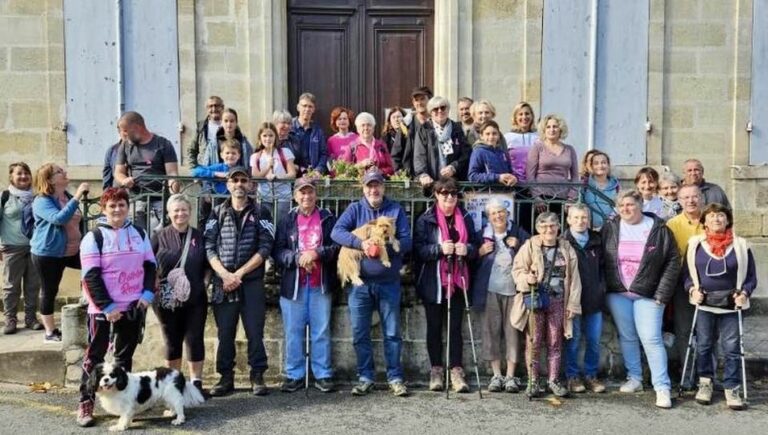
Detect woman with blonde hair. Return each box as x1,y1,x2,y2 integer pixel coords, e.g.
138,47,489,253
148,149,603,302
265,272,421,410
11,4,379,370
30,163,89,343
465,100,507,150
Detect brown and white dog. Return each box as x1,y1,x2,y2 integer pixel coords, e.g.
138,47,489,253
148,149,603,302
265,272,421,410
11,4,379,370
338,216,400,286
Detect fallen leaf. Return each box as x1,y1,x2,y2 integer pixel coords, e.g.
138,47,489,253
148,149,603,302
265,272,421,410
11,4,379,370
547,397,563,407
28,382,58,393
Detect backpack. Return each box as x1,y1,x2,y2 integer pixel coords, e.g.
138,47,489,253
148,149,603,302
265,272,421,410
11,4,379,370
254,147,289,172
1,190,35,239
90,224,146,254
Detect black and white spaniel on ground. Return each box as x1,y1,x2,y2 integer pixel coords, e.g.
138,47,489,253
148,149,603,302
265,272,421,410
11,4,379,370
88,362,205,431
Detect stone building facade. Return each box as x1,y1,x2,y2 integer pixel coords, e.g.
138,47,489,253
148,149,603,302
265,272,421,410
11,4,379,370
0,0,766,299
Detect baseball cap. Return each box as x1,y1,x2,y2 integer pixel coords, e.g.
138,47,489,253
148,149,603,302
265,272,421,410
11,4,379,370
411,86,433,99
362,169,385,185
226,166,250,179
293,176,317,192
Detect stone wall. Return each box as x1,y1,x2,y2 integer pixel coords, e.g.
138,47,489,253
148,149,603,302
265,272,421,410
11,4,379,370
63,284,631,387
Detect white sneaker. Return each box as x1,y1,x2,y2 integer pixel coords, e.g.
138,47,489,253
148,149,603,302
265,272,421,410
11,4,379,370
656,389,672,409
619,378,644,393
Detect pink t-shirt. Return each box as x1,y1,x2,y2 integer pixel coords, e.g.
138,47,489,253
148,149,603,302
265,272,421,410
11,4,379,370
60,196,82,257
297,209,323,288
617,216,654,291
327,132,359,161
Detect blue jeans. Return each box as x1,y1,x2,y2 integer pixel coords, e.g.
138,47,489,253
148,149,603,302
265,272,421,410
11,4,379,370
348,281,403,383
607,293,671,391
696,310,742,389
565,312,603,379
280,286,333,380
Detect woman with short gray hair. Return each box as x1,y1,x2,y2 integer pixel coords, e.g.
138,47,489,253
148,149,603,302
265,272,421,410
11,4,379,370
413,96,471,186
473,197,530,393
511,211,581,398
273,109,301,161
340,112,394,177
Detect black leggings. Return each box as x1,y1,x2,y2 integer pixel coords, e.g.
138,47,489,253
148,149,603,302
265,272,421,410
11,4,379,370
154,298,208,362
424,291,466,368
80,312,142,402
31,254,81,315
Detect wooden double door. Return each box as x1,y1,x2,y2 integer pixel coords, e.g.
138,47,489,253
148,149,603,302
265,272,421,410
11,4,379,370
288,0,434,134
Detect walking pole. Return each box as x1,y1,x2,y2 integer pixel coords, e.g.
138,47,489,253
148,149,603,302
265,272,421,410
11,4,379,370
678,304,699,398
304,275,311,397
445,255,453,400
737,301,748,406
526,281,537,401
457,257,483,399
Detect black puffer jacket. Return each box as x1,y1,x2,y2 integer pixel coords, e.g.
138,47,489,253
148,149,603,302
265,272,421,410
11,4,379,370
204,198,274,281
564,229,605,314
601,213,680,304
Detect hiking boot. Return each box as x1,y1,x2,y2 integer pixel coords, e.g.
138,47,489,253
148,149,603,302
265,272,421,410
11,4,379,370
619,378,644,393
314,378,335,393
568,377,586,393
351,379,374,396
525,379,542,398
44,328,62,343
548,380,570,398
584,377,606,393
656,389,672,409
504,376,522,393
429,366,444,392
724,387,745,410
251,373,269,396
695,377,713,405
76,399,95,428
3,318,17,335
488,375,504,393
209,375,235,397
389,381,409,397
450,367,470,393
281,378,304,393
25,316,44,331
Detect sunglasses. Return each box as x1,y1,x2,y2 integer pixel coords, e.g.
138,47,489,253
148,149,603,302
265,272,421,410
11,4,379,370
230,177,250,184
431,106,448,113
437,190,458,197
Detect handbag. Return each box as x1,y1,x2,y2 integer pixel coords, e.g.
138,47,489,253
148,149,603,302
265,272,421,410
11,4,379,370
703,289,736,309
158,230,192,310
523,243,558,312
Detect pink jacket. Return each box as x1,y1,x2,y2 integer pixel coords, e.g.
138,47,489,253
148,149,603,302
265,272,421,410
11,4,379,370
341,138,395,177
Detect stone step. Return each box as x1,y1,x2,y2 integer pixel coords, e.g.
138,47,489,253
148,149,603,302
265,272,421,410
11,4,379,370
0,320,64,385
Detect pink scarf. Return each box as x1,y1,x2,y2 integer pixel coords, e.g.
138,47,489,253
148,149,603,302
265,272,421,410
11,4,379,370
436,206,469,298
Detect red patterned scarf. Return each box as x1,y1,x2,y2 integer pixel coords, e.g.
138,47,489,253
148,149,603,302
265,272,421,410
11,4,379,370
706,228,733,257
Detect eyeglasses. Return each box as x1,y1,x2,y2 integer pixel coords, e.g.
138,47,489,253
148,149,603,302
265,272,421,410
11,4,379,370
431,106,448,113
230,177,250,184
437,190,458,197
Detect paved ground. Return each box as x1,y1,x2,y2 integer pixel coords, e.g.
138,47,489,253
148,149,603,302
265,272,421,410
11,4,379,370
0,379,766,435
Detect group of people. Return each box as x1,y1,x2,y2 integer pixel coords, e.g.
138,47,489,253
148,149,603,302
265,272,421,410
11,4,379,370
0,88,755,429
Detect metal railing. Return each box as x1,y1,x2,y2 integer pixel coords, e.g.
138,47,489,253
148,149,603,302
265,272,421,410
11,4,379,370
81,176,616,235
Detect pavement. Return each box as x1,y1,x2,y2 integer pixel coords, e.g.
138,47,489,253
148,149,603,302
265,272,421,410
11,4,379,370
0,379,766,435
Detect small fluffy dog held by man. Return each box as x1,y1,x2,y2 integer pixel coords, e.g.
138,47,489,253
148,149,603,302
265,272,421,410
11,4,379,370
338,216,400,286
88,362,205,431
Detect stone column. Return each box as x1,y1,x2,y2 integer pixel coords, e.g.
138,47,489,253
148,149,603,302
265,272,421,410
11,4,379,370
61,304,87,388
